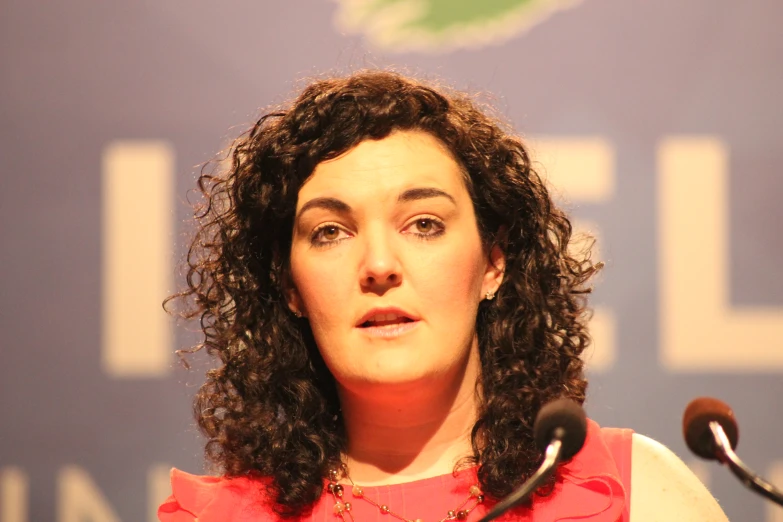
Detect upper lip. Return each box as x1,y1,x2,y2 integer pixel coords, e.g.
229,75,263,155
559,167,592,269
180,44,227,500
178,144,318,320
356,306,419,327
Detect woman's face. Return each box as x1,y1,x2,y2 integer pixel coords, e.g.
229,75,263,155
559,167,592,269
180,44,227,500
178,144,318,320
288,130,504,397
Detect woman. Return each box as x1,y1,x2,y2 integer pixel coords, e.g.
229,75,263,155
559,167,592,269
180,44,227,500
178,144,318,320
159,71,727,521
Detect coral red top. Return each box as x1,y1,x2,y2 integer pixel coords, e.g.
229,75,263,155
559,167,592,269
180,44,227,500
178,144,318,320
159,419,633,522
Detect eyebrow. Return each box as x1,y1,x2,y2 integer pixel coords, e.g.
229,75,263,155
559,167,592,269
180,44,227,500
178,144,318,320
398,187,456,205
296,187,455,220
297,197,352,217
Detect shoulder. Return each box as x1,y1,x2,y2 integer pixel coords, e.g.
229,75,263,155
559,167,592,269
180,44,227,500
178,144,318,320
629,433,729,522
158,468,276,522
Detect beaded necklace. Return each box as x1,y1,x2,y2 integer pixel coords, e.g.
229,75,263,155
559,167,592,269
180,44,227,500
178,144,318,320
326,466,485,522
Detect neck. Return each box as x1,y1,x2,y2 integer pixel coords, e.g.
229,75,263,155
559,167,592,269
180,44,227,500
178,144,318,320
338,342,482,486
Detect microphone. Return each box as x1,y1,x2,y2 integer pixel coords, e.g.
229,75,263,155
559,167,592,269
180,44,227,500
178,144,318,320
683,397,783,507
478,399,587,522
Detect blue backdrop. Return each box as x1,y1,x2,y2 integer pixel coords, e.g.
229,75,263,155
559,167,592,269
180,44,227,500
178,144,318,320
1,1,782,520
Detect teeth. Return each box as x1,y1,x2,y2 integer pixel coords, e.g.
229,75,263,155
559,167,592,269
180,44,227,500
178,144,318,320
368,313,400,323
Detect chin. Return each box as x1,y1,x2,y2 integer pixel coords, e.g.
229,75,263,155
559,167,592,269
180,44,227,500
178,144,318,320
350,357,457,390
370,364,431,386
343,374,437,399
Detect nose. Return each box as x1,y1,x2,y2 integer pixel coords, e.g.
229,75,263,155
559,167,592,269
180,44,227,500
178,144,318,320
359,230,402,293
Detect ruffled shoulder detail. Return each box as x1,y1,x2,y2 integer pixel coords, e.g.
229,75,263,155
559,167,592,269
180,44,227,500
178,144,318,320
527,419,629,521
158,419,630,522
157,468,272,522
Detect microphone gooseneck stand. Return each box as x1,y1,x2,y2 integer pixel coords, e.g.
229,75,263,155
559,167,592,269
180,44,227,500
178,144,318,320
709,421,783,507
478,398,587,522
477,428,565,522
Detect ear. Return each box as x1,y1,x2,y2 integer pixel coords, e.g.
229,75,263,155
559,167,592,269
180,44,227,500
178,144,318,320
286,288,305,318
481,241,506,299
282,270,306,318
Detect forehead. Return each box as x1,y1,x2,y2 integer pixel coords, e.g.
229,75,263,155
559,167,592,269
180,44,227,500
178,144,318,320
296,130,468,208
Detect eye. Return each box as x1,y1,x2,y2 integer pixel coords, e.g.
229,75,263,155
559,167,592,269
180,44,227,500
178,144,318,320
320,226,341,241
402,217,445,239
311,223,351,246
414,219,433,233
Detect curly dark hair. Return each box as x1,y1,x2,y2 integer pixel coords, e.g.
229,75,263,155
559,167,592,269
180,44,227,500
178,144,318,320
168,70,600,516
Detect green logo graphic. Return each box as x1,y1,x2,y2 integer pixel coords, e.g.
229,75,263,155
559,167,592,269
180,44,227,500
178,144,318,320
334,0,582,52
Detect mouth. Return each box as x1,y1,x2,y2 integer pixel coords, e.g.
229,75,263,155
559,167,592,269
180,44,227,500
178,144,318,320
356,309,420,338
358,313,415,328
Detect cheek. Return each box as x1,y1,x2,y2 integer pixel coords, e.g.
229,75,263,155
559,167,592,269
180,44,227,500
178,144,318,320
290,252,359,377
290,251,351,330
413,243,486,312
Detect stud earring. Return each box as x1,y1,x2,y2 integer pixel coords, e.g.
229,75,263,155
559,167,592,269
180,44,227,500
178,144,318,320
485,290,496,301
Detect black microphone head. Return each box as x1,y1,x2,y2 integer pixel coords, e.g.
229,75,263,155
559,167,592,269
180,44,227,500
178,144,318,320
533,398,587,460
683,397,739,460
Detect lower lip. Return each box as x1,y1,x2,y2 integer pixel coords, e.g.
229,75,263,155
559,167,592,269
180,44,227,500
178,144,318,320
357,321,420,338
